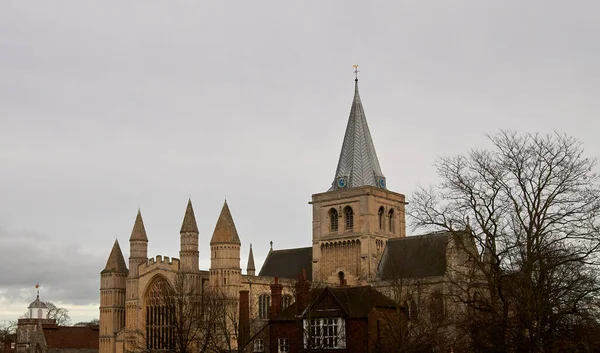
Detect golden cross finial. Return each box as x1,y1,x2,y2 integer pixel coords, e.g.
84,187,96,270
353,64,359,81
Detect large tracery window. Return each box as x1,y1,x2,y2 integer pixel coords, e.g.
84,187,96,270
329,208,338,232
344,206,354,230
145,277,174,350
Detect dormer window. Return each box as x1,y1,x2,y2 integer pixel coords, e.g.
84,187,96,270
388,209,394,233
329,208,338,232
344,206,354,230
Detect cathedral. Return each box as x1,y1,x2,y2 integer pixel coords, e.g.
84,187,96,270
99,77,464,353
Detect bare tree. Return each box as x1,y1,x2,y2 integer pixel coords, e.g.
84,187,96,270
409,131,600,352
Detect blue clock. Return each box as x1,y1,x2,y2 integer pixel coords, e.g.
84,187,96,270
337,177,347,188
379,177,386,189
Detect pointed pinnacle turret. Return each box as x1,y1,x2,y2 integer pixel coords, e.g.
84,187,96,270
102,239,128,274
180,199,199,233
329,75,385,191
210,201,241,245
129,209,148,241
247,243,256,272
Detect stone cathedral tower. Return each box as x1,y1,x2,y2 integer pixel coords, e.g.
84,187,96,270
311,77,407,284
125,210,148,346
99,240,127,353
209,201,242,298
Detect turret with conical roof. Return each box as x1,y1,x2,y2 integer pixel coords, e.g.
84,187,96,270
247,244,255,276
330,76,386,191
100,240,127,353
128,209,148,278
209,201,241,297
180,199,199,272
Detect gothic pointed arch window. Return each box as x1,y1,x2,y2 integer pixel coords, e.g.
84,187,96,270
145,276,174,350
378,206,384,231
258,294,271,319
344,206,354,230
329,208,338,232
388,209,394,233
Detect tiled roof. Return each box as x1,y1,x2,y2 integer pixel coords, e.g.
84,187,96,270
210,201,241,244
259,247,312,280
101,239,128,274
129,209,148,241
330,79,385,191
377,232,449,280
42,325,99,349
180,199,199,233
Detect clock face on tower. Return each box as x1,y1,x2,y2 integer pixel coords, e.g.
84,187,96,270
337,177,347,188
378,177,386,189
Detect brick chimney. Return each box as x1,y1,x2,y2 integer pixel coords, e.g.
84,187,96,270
270,277,283,319
238,290,250,349
295,269,310,316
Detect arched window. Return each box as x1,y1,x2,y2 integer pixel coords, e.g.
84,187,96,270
282,295,293,310
344,206,354,230
388,209,394,233
378,207,384,231
410,300,418,321
258,294,271,319
429,292,444,324
145,277,174,350
329,208,338,232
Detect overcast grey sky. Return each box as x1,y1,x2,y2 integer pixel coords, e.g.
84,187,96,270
1,0,599,323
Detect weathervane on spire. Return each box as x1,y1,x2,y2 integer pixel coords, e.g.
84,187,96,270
353,64,359,81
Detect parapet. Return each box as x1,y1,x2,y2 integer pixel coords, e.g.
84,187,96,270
139,255,180,276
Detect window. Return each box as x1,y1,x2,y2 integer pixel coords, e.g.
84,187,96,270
303,317,346,349
388,209,394,232
329,208,338,232
344,206,354,230
283,294,293,309
378,206,384,230
278,338,289,353
145,277,174,350
253,339,264,352
259,294,271,319
429,292,445,323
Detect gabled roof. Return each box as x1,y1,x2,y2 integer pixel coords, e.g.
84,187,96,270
247,244,256,272
330,79,385,191
180,199,199,233
210,201,241,245
377,232,450,280
259,247,312,280
129,209,148,241
274,286,396,321
102,239,128,274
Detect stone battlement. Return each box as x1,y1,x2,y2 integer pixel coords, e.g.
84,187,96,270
139,255,180,276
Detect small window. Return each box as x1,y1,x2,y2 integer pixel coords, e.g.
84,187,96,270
303,317,346,349
388,209,394,232
329,208,338,232
259,294,271,319
283,294,293,309
378,206,384,230
344,206,354,230
253,339,264,352
223,277,226,285
278,338,289,353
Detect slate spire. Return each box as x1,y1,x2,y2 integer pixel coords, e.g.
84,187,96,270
180,199,199,233
102,239,128,274
247,244,256,275
129,209,148,241
210,201,241,245
330,77,385,191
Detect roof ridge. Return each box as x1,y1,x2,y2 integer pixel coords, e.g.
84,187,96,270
269,246,312,253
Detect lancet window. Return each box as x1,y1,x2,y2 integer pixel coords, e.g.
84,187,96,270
329,208,338,232
259,294,271,319
378,207,384,231
388,209,394,233
344,206,354,230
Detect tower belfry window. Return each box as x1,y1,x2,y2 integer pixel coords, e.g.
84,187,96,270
329,208,338,232
378,207,384,231
388,209,394,233
344,207,354,230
